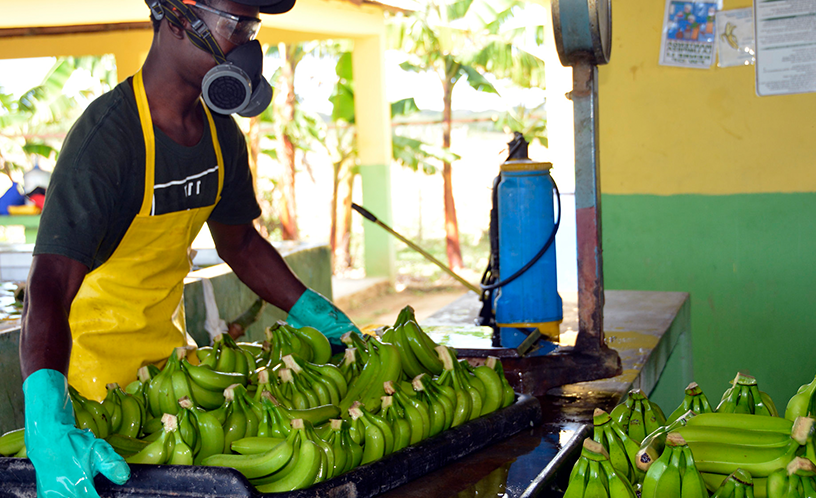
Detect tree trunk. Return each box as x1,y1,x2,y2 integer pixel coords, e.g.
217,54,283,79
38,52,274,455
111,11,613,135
441,76,464,270
247,116,260,198
276,42,299,240
334,162,356,272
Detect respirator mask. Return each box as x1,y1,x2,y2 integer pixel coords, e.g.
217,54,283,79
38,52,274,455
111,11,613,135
147,0,273,117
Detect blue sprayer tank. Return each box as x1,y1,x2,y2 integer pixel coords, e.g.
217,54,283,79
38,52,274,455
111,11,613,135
493,158,563,347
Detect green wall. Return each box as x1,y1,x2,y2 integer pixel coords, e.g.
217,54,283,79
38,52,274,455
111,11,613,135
603,192,816,412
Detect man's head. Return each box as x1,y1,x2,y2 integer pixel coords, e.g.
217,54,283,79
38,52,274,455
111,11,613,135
146,0,281,116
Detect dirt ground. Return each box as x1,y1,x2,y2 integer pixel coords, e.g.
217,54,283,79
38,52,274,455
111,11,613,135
342,273,478,329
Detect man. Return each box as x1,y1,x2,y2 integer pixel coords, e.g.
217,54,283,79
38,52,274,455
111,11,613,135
19,0,359,495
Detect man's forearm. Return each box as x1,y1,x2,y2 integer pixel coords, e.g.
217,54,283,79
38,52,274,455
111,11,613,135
218,227,307,312
19,255,87,380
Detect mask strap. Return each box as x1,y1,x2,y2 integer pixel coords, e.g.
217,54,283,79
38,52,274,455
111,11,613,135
155,0,227,63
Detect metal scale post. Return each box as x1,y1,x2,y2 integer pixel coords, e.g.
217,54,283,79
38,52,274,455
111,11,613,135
552,0,622,370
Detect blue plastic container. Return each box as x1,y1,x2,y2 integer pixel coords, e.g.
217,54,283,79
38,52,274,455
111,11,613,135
493,160,562,348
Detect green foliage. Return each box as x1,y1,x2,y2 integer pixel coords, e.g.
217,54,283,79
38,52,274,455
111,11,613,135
493,103,547,147
0,55,116,179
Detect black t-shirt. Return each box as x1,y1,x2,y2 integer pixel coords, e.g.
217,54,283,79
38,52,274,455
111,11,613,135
34,79,261,271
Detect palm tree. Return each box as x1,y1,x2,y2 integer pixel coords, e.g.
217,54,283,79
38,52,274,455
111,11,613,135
387,0,546,270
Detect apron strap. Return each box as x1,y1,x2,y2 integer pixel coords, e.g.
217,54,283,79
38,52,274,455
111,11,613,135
133,70,226,215
133,70,155,217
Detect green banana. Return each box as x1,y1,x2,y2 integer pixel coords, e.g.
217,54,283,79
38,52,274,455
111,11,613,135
382,396,412,452
339,342,382,412
486,356,515,408
392,323,426,379
104,433,150,458
593,408,638,484
473,364,503,416
339,347,364,385
0,428,25,457
677,424,793,448
668,382,715,424
71,389,111,439
686,412,793,433
191,407,225,465
692,436,802,477
584,460,609,498
168,430,194,465
563,456,589,498
386,381,426,445
349,404,386,464
403,320,444,375
254,419,322,492
718,373,778,418
326,419,348,476
680,445,709,498
183,359,247,392
710,469,755,498
126,413,177,464
642,434,683,498
222,385,249,453
231,436,286,455
102,384,124,433
600,458,638,498
359,338,402,412
289,324,332,365
787,376,816,422
116,392,144,439
204,429,296,479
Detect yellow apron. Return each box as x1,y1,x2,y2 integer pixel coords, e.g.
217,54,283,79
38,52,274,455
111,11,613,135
68,70,224,400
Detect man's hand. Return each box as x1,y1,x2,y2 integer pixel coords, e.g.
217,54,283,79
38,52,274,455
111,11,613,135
23,369,130,497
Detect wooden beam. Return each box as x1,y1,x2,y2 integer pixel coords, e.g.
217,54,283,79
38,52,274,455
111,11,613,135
0,22,151,38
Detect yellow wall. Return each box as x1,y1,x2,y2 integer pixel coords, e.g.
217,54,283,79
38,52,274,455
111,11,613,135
600,0,816,195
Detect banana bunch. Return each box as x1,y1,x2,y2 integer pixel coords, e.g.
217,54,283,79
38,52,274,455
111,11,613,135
434,347,487,425
563,438,637,498
593,408,640,485
347,402,395,465
172,397,226,465
144,347,247,415
717,373,778,417
767,457,816,498
380,395,413,452
610,389,667,444
641,432,708,498
339,348,365,384
338,335,402,413
385,380,432,443
785,375,816,422
709,469,756,498
125,413,194,465
668,382,716,424
323,418,364,477
261,321,332,367
200,333,258,376
486,356,518,409
413,373,455,435
222,384,266,452
69,386,113,439
255,390,340,436
675,413,809,487
636,409,699,477
382,306,444,379
280,355,348,407
230,419,326,493
0,428,25,457
100,383,146,439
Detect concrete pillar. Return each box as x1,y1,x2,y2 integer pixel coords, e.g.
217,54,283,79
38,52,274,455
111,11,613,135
352,34,395,280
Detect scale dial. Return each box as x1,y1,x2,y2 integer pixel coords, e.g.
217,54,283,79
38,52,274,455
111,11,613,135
552,0,612,66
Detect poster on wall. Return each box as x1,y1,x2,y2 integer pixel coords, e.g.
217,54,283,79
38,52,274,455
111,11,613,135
659,0,720,68
716,8,755,67
754,0,816,96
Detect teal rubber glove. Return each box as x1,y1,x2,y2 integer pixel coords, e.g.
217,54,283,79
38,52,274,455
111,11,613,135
287,288,361,344
23,369,130,498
